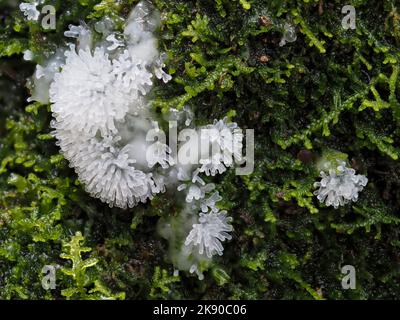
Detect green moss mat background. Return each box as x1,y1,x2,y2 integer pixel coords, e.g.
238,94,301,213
1,0,400,299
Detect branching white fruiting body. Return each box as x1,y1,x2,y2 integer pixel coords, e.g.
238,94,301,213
50,47,153,136
45,2,172,209
53,128,160,209
19,1,40,21
198,118,244,176
184,210,233,259
314,161,368,209
279,22,297,47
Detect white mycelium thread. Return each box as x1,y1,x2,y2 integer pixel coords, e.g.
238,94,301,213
29,1,243,279
314,161,368,209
